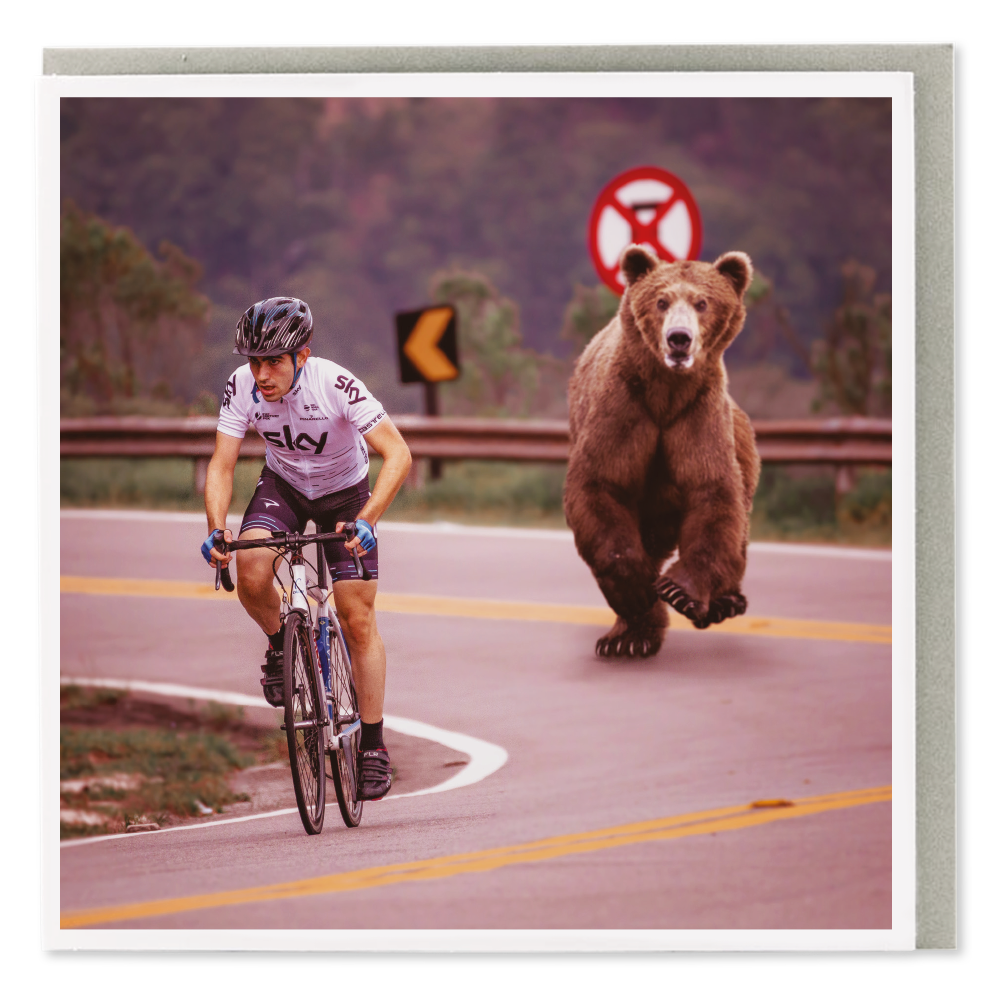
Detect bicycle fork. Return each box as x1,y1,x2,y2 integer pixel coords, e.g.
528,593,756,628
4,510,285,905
305,545,362,767
288,549,333,752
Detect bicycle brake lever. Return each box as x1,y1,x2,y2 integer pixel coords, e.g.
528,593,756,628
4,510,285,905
344,522,373,582
211,529,236,592
351,549,366,580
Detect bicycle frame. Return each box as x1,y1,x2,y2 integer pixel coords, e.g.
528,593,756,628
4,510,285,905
298,543,362,770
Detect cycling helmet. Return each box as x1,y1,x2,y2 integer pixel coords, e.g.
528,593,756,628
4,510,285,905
233,297,313,357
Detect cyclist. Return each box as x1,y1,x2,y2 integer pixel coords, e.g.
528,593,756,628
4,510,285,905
201,297,411,802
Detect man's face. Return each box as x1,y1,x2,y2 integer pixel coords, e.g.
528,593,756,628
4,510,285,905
248,348,309,402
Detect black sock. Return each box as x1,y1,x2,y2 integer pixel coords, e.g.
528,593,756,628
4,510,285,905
360,719,385,751
267,625,285,650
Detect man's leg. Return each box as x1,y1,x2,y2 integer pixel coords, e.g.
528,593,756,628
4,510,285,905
332,579,384,723
333,578,391,800
235,528,283,635
235,528,288,707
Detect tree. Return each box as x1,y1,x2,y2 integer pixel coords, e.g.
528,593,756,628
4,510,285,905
60,98,892,410
746,260,891,417
559,282,620,359
810,260,891,417
428,269,564,418
61,202,211,414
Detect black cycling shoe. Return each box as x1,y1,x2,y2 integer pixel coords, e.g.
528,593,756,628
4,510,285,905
259,646,284,708
356,747,392,801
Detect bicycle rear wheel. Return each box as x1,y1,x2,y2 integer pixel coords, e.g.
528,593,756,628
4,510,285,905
283,609,326,835
327,625,363,827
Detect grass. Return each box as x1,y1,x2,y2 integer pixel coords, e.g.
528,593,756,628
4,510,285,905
61,457,263,513
58,455,570,529
60,727,254,838
59,685,259,839
59,456,891,546
378,458,569,529
258,729,291,765
60,684,128,712
750,466,891,547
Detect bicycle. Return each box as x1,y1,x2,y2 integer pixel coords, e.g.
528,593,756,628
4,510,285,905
209,523,373,835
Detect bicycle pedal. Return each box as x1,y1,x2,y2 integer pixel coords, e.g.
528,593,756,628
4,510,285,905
260,676,284,706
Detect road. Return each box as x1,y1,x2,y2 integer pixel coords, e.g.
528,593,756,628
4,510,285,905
57,510,893,937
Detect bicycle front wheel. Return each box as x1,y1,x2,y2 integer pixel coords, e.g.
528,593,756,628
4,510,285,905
328,625,363,827
283,609,326,835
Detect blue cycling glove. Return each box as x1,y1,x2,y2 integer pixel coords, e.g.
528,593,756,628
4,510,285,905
201,530,223,564
354,519,376,554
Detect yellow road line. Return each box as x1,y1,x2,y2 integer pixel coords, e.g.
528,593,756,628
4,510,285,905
60,576,891,645
60,785,891,929
61,575,235,601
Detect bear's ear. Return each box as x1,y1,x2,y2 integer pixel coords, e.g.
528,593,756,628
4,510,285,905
713,252,753,300
619,244,659,286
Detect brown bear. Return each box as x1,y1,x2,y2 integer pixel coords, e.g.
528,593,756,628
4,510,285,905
564,244,761,657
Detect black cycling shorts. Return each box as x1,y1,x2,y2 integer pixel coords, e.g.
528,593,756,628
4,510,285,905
240,465,378,582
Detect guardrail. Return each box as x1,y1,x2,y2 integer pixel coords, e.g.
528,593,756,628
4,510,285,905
60,414,891,492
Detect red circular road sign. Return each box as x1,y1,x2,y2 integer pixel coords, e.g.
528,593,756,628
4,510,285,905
587,165,703,295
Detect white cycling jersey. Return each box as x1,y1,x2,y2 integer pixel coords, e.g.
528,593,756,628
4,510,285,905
217,356,387,499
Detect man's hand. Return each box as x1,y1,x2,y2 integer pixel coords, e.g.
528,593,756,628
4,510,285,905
201,528,234,568
337,519,375,555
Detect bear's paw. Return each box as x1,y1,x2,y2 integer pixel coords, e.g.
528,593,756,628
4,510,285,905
656,578,748,630
595,618,664,659
706,592,748,625
655,577,707,625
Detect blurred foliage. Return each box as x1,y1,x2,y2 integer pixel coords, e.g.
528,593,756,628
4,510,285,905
750,466,891,546
60,456,263,511
60,452,888,547
837,468,892,534
747,260,891,417
61,202,211,415
58,97,894,543
61,97,891,410
430,269,566,417
559,282,621,357
726,363,817,421
60,685,127,711
752,466,837,533
381,459,568,528
811,261,892,416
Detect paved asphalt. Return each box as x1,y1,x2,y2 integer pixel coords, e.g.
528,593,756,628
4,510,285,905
58,511,893,936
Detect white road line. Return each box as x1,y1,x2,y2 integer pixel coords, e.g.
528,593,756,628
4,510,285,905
744,541,891,561
60,807,302,848
59,677,508,848
380,715,508,799
60,508,246,529
60,509,891,559
378,520,576,542
62,676,275,708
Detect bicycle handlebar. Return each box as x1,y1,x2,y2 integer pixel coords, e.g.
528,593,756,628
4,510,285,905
212,523,373,592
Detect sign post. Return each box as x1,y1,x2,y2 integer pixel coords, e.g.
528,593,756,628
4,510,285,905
396,304,460,479
588,165,703,294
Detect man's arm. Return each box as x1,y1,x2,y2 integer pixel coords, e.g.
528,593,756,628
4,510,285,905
203,431,243,566
338,418,411,552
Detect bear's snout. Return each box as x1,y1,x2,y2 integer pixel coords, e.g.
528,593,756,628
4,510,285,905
655,295,701,371
665,326,696,369
666,328,692,351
